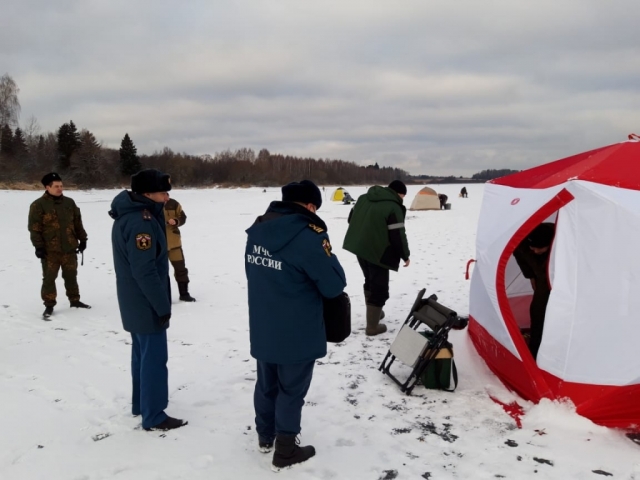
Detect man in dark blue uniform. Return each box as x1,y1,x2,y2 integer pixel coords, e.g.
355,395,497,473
245,180,347,471
109,169,187,431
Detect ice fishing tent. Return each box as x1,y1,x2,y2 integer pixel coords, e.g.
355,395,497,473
469,135,640,430
409,187,440,210
331,187,349,202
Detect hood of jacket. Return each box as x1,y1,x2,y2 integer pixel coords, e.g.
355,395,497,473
366,185,404,204
246,201,328,254
109,190,164,220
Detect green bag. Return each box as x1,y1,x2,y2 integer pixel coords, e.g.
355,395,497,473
419,332,458,391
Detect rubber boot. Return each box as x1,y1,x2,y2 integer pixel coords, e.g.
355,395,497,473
271,434,315,472
365,304,387,336
364,289,384,320
178,282,196,302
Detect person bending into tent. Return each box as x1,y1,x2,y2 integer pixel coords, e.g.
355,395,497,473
513,223,555,360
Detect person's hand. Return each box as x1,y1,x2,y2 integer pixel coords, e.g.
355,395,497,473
403,259,411,267
77,240,87,253
159,313,171,327
35,247,46,259
168,219,177,226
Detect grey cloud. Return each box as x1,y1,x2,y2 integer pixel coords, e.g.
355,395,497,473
2,0,640,175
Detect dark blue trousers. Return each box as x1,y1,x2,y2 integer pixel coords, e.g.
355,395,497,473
254,360,315,440
131,330,169,429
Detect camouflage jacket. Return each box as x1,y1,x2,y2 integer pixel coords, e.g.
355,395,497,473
163,198,187,250
28,193,88,253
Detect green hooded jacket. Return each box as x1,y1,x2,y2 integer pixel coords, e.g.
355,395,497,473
28,193,87,254
342,186,410,271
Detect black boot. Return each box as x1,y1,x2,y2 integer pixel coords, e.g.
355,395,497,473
144,416,188,431
178,282,196,302
43,306,54,320
259,436,274,453
70,300,91,309
271,435,315,472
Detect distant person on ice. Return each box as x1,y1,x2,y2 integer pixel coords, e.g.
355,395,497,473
460,186,468,198
513,222,555,360
245,180,346,471
438,193,448,209
109,169,188,432
164,195,196,302
28,172,90,319
343,180,411,336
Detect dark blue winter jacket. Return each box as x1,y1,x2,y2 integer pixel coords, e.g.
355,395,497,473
109,191,171,334
245,201,347,364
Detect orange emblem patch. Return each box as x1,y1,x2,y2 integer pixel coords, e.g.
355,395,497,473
136,233,152,251
322,238,332,257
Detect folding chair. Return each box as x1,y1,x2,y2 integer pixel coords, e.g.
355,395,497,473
379,288,468,395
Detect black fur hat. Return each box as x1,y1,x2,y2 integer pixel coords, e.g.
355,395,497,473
388,180,407,195
41,172,62,186
131,169,172,194
282,180,322,209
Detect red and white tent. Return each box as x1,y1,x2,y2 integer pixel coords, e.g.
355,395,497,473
469,135,640,430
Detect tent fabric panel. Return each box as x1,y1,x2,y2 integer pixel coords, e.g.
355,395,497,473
491,141,640,191
469,317,544,402
541,370,640,430
470,267,520,358
539,182,640,385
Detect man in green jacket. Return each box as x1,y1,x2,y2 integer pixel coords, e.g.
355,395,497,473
343,180,411,335
28,172,90,319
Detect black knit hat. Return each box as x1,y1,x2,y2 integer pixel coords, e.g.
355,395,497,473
41,172,62,186
388,180,407,195
282,180,322,209
527,223,555,248
131,169,172,194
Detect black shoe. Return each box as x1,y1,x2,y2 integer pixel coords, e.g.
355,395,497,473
70,301,91,309
43,306,54,320
271,435,315,472
259,436,274,454
179,294,196,302
144,416,188,431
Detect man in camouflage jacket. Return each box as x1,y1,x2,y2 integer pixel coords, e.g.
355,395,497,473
164,195,195,301
28,173,90,319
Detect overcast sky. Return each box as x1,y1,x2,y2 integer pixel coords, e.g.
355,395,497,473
2,0,639,175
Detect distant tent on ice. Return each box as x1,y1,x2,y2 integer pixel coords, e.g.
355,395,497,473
409,186,440,210
331,187,351,202
469,134,640,430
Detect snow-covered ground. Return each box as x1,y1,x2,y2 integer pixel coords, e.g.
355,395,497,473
1,184,638,480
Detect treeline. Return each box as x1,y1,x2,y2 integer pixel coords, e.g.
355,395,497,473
471,169,520,180
0,121,409,188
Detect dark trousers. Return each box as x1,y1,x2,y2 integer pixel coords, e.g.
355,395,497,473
41,252,79,306
357,257,390,307
254,360,315,440
169,247,190,283
528,288,550,360
131,330,169,429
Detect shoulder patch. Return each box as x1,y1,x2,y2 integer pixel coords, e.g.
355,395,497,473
142,209,152,220
308,223,325,234
136,233,152,250
322,238,332,257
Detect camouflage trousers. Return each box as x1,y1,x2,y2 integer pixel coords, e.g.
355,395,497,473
168,247,190,284
41,252,80,307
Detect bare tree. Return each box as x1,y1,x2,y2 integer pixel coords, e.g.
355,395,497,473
0,74,20,127
23,115,41,151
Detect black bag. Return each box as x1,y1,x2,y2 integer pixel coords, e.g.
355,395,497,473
323,292,351,343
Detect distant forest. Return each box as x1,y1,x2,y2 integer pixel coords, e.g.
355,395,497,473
0,73,517,189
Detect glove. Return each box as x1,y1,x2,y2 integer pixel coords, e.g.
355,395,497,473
77,240,87,253
159,313,171,327
35,247,46,259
